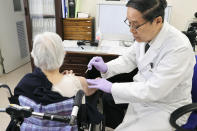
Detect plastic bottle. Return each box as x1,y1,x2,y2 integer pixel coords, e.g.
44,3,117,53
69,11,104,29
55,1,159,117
94,29,102,46
96,29,102,41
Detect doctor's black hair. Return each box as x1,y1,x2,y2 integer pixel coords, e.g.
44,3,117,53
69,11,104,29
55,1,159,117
126,0,167,23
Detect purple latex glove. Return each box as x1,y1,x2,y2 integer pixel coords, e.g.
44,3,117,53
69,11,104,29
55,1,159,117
87,56,108,73
87,78,112,93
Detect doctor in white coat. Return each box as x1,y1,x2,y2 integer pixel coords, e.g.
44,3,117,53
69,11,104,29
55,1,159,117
87,0,196,130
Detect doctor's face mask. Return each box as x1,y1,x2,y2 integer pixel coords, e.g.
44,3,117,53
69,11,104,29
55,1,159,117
126,7,163,43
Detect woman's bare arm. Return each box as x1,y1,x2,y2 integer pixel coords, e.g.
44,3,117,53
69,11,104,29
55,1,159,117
77,76,97,96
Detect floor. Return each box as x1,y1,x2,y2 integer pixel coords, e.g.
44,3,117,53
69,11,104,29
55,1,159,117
0,62,32,131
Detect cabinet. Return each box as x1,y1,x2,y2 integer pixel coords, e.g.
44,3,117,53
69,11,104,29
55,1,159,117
63,18,94,41
60,51,118,76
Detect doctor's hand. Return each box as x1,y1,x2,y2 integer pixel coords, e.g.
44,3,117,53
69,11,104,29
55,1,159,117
87,56,108,73
87,78,112,93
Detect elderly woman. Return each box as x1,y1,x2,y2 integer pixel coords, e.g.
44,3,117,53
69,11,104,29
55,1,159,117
12,32,97,131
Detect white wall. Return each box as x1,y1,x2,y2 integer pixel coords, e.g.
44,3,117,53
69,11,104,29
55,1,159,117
167,0,197,31
78,0,99,18
79,0,197,31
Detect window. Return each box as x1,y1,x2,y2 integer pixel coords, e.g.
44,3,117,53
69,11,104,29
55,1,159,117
13,0,22,12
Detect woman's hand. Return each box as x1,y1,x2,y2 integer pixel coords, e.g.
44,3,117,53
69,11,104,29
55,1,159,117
62,70,75,75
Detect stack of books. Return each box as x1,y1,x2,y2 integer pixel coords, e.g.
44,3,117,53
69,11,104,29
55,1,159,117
61,0,80,18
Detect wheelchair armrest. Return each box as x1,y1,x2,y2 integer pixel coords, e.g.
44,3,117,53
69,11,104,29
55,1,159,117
170,103,197,131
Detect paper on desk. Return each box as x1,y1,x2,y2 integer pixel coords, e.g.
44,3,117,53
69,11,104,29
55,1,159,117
100,40,133,55
78,12,89,18
106,46,131,55
100,40,120,47
63,40,78,47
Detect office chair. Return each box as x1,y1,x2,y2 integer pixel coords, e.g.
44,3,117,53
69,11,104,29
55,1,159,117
170,55,197,131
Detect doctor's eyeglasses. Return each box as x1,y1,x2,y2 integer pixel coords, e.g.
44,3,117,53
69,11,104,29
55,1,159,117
124,18,148,30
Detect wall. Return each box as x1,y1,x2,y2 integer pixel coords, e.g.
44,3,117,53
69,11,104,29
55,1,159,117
78,0,99,18
167,0,197,31
79,0,197,31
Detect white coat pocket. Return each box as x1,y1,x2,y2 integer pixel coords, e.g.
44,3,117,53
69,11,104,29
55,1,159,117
142,64,153,79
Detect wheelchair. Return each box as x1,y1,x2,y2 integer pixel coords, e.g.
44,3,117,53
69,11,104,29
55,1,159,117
0,84,103,131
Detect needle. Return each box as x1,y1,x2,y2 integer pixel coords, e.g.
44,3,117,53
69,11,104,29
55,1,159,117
85,69,89,73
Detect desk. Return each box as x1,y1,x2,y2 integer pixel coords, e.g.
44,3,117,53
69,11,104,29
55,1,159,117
60,40,133,76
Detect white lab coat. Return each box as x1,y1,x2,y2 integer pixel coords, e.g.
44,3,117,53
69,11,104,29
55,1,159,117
102,21,196,131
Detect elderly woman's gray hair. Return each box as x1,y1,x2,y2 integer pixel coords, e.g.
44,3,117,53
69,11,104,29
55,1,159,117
31,32,65,70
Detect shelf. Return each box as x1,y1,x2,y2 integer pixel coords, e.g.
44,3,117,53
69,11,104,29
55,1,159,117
31,14,55,19
63,18,93,20
97,1,127,5
97,1,172,6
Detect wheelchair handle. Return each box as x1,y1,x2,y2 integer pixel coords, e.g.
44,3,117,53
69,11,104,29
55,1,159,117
70,90,85,125
32,112,70,123
0,104,71,123
0,108,6,112
0,84,13,97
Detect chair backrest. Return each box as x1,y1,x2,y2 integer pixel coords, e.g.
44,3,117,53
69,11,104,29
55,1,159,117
192,55,197,103
180,55,197,130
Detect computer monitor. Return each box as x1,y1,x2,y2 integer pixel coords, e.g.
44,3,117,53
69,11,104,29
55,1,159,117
96,1,171,41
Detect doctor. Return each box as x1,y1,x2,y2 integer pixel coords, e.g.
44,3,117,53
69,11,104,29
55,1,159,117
87,0,196,130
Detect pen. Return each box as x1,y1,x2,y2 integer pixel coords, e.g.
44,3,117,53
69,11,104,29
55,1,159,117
150,63,154,68
81,47,84,50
